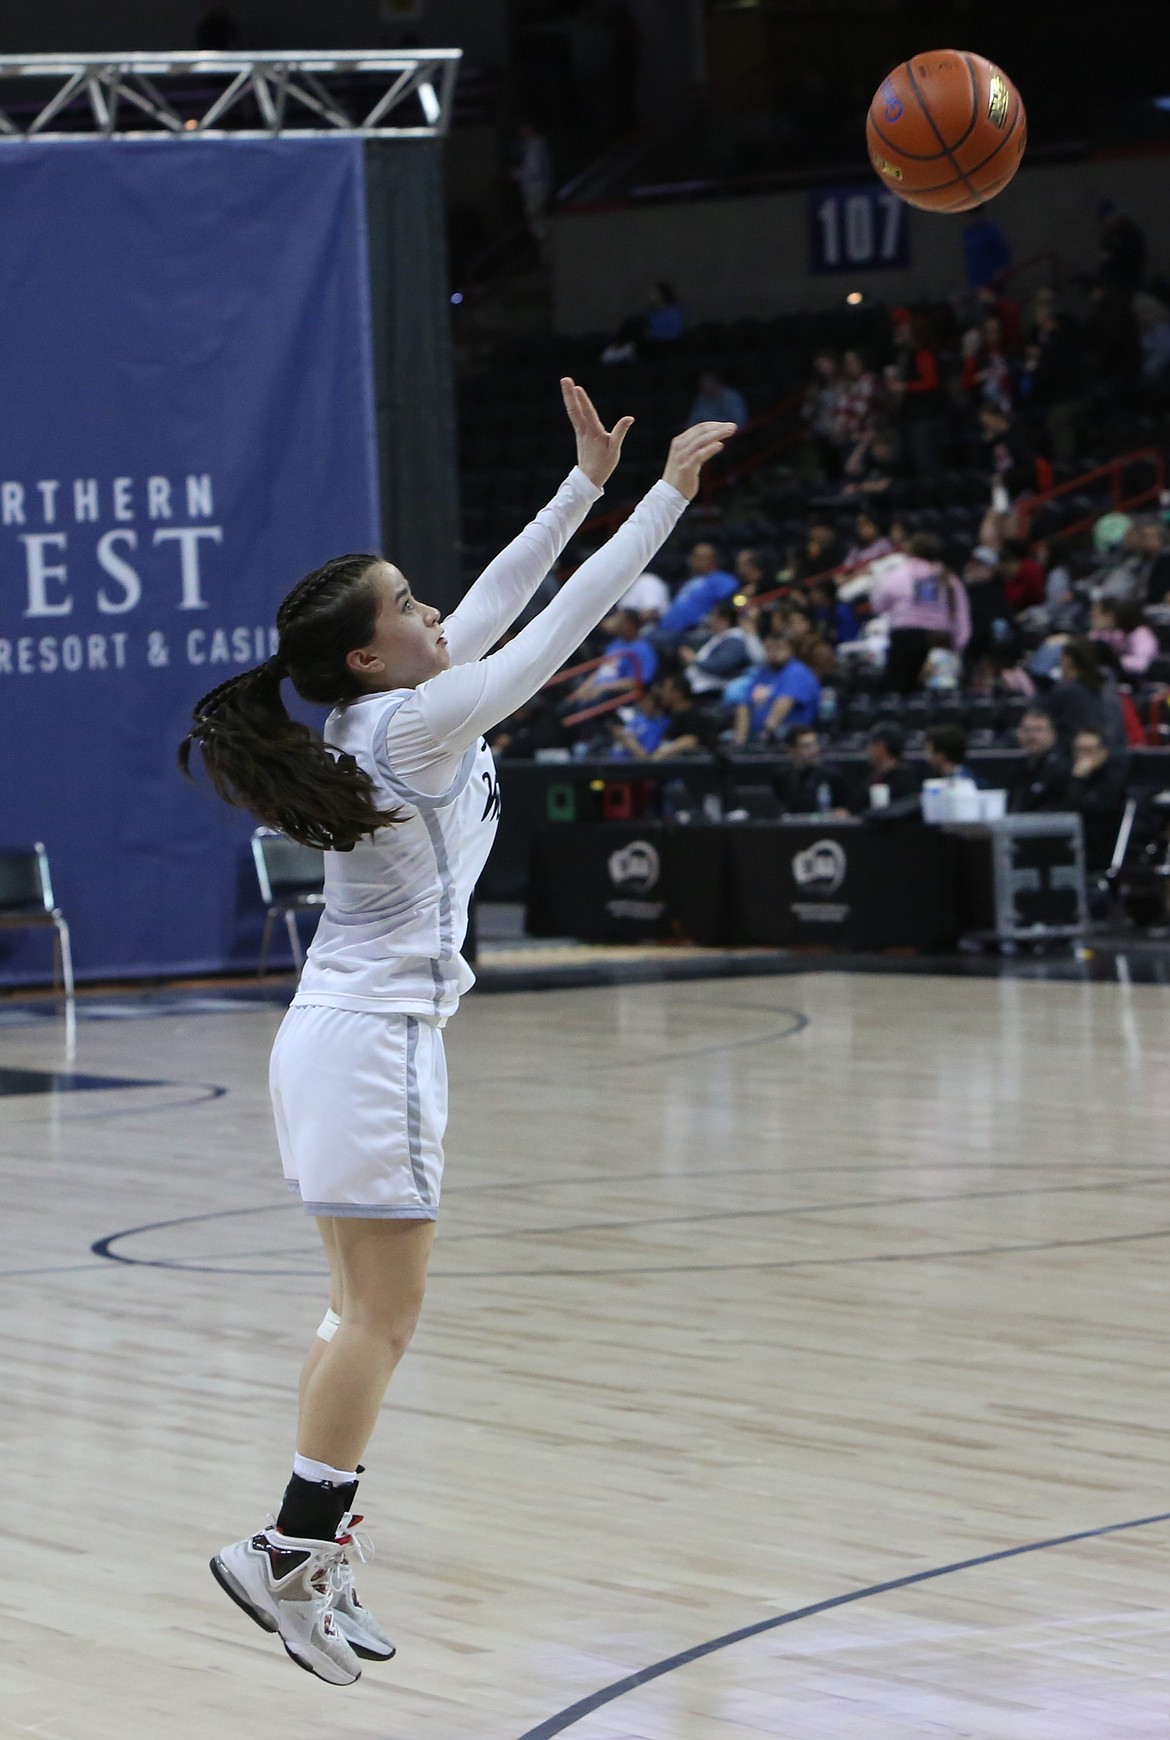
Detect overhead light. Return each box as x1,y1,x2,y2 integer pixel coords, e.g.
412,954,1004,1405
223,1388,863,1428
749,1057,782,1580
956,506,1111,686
846,291,864,305
450,291,464,304
418,80,440,124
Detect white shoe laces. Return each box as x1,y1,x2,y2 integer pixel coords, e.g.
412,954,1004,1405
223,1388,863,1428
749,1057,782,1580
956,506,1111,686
264,1518,352,1634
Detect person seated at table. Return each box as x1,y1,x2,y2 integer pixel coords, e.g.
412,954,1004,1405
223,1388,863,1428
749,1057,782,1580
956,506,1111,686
655,541,738,644
732,631,822,747
679,600,762,696
1068,725,1129,871
924,724,973,781
607,686,671,759
774,725,852,816
1068,727,1128,815
1008,707,1072,812
563,607,657,712
610,674,717,760
857,722,923,808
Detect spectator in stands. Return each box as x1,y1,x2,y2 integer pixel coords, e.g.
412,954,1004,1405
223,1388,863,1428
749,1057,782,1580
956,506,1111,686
807,576,859,647
840,508,893,575
861,723,922,807
887,309,944,474
789,518,845,584
678,600,762,696
841,427,905,497
600,279,685,362
1090,597,1160,675
1096,516,1170,604
925,724,972,780
511,122,554,254
774,725,852,816
1045,637,1127,752
1020,304,1089,463
654,541,738,642
1038,536,1076,610
780,604,835,680
1097,201,1146,292
1137,518,1170,603
617,568,671,623
829,348,882,459
1010,708,1071,812
608,685,671,759
610,675,715,760
1136,292,1170,401
688,367,747,431
563,607,656,710
961,315,1014,415
733,631,821,747
962,544,1014,672
734,546,771,601
870,532,971,694
961,205,1012,290
802,351,843,470
999,537,1047,612
979,403,1036,499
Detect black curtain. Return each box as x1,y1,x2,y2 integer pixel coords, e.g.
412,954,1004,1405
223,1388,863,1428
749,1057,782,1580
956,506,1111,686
364,139,462,614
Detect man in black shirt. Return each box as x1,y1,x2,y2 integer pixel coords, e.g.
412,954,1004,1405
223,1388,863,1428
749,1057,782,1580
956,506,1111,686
773,726,852,816
1069,726,1129,871
1009,708,1072,812
860,722,922,810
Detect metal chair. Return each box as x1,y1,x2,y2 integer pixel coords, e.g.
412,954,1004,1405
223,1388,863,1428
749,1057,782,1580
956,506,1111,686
0,843,75,1024
250,829,325,975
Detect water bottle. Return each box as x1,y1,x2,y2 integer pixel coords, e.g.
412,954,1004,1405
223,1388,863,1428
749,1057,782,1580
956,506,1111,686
702,792,723,823
816,780,833,813
818,686,838,727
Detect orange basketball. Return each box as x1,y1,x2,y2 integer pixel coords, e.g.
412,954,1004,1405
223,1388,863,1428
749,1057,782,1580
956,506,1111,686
866,49,1026,213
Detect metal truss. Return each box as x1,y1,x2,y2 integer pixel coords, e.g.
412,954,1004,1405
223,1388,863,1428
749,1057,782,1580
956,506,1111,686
0,50,462,141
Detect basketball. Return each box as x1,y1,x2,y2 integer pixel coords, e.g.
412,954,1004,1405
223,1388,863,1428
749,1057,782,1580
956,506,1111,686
866,49,1026,213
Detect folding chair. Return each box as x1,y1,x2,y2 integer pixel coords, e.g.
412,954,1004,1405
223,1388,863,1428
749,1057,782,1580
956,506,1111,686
0,842,75,1026
251,829,325,975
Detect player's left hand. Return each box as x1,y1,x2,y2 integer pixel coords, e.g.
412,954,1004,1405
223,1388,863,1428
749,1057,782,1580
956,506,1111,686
561,376,633,488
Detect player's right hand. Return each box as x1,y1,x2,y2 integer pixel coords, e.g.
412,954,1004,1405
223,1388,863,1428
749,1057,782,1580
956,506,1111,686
662,422,737,501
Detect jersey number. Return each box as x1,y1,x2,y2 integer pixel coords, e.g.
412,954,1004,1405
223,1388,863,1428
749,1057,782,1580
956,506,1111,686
480,770,502,822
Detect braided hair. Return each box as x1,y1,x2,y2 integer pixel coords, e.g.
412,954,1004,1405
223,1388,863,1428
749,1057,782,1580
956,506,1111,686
178,553,404,851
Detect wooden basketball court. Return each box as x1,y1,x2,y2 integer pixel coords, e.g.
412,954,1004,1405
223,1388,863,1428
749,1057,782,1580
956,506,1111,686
3,968,1169,1737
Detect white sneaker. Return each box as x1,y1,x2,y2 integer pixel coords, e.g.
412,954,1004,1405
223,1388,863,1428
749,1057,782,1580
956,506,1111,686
210,1528,362,1685
333,1514,396,1661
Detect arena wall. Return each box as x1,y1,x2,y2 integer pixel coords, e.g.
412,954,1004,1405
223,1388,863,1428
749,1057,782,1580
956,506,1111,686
550,152,1170,334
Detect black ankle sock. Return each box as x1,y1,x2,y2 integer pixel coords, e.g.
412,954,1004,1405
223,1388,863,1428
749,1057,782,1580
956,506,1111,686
276,1472,359,1542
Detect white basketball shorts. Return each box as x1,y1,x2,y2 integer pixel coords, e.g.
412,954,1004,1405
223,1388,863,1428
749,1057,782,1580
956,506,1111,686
270,1003,447,1218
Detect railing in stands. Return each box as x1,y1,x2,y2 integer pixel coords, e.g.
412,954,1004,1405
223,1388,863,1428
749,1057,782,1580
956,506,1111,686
1017,446,1166,539
579,387,808,539
539,651,645,726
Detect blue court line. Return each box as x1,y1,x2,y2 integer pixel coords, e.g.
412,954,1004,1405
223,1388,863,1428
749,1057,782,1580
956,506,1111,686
515,1508,1170,1739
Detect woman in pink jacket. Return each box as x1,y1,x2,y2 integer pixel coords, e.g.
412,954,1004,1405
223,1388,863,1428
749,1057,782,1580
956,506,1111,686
871,532,972,693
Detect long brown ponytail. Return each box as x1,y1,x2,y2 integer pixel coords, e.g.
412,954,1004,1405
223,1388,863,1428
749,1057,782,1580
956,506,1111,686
178,553,403,851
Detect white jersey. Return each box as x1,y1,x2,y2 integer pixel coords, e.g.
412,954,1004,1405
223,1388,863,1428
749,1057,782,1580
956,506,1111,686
292,466,688,1020
293,696,499,1020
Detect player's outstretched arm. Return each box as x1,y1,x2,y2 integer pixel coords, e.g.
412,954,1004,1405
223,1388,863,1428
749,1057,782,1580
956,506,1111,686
440,378,633,666
412,421,734,756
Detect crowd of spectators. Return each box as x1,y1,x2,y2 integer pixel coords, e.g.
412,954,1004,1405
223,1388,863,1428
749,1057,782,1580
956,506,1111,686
482,203,1170,868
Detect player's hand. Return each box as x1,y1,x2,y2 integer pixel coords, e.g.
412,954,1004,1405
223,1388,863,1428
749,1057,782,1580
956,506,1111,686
662,421,737,501
561,377,633,488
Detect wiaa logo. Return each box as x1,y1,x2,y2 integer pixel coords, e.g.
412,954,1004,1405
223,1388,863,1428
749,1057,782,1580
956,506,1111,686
607,840,661,895
792,839,846,896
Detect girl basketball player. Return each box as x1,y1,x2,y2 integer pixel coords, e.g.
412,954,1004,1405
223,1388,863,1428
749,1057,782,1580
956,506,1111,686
180,379,734,1685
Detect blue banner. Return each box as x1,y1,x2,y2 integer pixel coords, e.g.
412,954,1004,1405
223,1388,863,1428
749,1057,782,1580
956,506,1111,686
0,138,380,985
